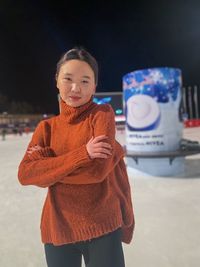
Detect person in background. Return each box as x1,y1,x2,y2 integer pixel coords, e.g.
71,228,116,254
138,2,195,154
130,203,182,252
18,47,134,267
2,127,7,141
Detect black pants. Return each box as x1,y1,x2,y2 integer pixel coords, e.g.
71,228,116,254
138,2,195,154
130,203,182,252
44,228,125,267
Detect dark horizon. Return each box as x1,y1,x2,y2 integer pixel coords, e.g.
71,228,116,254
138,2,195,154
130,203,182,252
1,0,200,114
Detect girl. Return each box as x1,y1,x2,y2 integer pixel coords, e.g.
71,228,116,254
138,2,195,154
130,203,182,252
18,47,134,267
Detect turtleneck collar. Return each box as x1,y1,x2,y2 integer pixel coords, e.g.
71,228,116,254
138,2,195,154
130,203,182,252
59,96,96,123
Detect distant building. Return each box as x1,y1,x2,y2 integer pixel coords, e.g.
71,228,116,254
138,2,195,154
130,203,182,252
0,113,54,134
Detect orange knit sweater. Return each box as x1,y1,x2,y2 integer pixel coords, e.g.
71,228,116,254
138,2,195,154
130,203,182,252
18,98,134,245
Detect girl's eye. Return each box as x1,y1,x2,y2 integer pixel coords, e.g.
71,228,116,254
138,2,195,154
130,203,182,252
82,80,89,84
63,77,72,81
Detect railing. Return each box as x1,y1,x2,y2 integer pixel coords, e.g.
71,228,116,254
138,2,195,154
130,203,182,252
182,85,200,120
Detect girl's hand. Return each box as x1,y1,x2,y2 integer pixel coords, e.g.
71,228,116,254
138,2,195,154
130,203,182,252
27,145,43,154
86,135,112,159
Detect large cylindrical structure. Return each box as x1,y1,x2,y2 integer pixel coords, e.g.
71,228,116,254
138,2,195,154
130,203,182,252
123,67,183,152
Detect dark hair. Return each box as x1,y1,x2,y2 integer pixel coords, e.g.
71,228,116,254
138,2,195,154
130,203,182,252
56,47,98,85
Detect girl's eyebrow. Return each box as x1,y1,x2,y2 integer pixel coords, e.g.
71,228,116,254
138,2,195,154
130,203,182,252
63,73,91,79
64,72,91,80
63,73,73,76
82,75,91,79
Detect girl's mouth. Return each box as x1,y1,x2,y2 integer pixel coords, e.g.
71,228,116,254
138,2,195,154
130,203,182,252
69,96,81,101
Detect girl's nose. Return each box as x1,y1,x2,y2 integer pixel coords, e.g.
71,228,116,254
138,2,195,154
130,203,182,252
71,83,80,92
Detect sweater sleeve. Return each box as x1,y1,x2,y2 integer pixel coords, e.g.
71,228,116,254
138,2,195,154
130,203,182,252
18,120,92,188
59,104,125,184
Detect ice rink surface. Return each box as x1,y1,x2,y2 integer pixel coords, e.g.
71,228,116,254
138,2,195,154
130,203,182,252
0,127,200,267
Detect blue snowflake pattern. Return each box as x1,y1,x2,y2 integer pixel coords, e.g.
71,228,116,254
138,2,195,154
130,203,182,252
122,67,182,104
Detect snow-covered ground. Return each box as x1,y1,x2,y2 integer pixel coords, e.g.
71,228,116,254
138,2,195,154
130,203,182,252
0,128,200,267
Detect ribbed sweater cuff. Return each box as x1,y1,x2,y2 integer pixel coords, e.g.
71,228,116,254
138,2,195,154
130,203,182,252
68,145,92,167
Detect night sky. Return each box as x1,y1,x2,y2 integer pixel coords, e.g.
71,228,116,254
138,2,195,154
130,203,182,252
1,0,200,114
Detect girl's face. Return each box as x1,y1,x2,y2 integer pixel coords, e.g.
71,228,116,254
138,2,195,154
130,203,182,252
56,59,96,107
